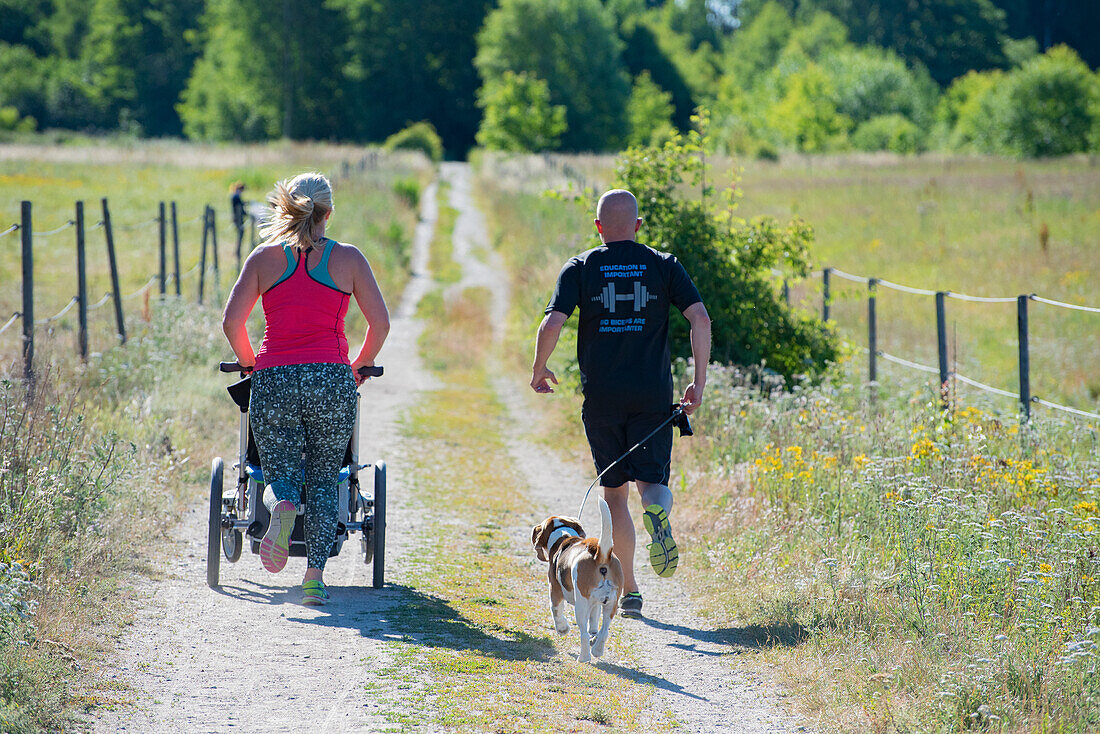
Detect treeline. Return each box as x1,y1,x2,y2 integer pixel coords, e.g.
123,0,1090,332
0,0,1097,157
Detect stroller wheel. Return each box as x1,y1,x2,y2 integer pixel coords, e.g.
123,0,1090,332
207,457,224,588
222,528,243,563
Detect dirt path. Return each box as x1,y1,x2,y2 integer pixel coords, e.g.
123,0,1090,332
441,163,805,733
90,182,441,734
90,165,807,734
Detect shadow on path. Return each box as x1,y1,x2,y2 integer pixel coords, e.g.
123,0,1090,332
283,583,559,663
637,614,809,651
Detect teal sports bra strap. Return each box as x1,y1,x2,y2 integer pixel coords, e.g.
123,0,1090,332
265,243,299,292
310,238,345,293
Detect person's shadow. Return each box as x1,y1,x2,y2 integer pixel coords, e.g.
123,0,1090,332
635,614,808,656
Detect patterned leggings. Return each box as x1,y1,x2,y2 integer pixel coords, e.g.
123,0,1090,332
249,363,357,570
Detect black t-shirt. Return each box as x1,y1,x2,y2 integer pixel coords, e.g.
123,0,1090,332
546,240,702,416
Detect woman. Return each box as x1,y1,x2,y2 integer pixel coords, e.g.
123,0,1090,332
222,172,389,605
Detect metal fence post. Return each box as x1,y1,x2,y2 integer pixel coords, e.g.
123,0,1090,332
101,198,127,344
782,279,790,306
158,201,167,295
868,278,878,386
936,291,949,408
21,201,33,392
76,201,88,361
822,267,832,322
171,201,181,296
1017,295,1031,421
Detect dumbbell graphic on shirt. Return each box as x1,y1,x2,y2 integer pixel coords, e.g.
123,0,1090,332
592,281,658,314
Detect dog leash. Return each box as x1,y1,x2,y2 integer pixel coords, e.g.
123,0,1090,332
576,405,687,522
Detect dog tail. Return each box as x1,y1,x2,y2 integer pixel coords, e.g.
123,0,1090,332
597,496,614,559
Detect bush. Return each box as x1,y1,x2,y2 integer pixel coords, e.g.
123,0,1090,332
823,46,938,129
999,45,1100,157
626,70,676,148
614,112,837,380
852,114,924,153
767,62,851,152
383,121,444,162
475,71,567,152
941,46,1100,157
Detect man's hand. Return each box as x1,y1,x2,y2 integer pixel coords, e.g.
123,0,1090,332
680,382,704,415
531,367,558,394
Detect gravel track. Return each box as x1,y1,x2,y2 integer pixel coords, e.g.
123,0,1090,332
88,165,809,733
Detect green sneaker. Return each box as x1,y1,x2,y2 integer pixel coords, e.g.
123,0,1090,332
301,579,329,606
643,504,678,578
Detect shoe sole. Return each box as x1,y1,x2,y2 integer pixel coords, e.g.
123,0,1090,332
260,500,296,573
643,504,678,578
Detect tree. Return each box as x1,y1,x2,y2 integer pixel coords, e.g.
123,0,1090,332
823,46,938,128
812,0,1009,85
724,1,794,89
330,0,492,155
626,71,676,147
768,63,851,152
475,0,630,152
998,45,1099,157
178,0,344,141
475,71,567,152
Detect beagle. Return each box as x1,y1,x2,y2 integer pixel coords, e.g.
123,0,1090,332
531,497,623,662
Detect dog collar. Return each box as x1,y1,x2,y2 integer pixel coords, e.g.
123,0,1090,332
546,525,580,551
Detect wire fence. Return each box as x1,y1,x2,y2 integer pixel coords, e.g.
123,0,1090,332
5,198,260,388
775,267,1099,423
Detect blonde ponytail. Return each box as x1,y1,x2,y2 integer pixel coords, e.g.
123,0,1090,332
259,172,333,251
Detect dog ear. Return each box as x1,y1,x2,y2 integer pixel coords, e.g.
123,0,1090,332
531,523,550,562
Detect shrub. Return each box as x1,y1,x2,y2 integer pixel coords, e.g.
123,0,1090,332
383,121,444,162
614,112,837,380
998,45,1100,157
852,114,924,153
767,62,851,152
475,71,567,152
823,46,938,129
626,70,677,148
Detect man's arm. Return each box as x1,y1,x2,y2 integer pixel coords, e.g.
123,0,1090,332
531,310,568,393
680,302,711,415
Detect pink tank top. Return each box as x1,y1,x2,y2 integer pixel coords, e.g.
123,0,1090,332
253,239,351,370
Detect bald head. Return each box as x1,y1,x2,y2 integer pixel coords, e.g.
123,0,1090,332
594,189,642,243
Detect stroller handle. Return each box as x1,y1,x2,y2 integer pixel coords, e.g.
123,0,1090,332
218,362,383,379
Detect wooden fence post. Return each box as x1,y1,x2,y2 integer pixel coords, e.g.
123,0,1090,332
76,201,88,361
171,201,181,296
1017,295,1031,422
210,205,220,299
198,205,209,304
101,198,127,344
867,278,877,386
21,201,33,393
822,267,832,322
935,291,948,409
158,201,167,295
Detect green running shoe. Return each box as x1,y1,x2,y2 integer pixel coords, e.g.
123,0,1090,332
301,579,329,606
643,504,678,578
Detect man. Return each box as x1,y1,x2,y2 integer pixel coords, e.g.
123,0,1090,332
230,182,247,270
531,189,711,616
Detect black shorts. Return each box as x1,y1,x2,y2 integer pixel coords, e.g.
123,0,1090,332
582,410,674,488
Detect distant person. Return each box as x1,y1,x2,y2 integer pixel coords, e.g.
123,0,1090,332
230,182,247,269
222,172,390,605
530,188,711,617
